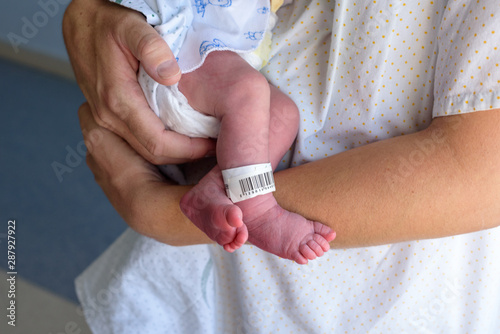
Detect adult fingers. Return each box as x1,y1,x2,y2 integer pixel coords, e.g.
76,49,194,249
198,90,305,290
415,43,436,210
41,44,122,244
78,103,164,187
93,38,216,164
120,13,181,86
118,98,217,164
93,83,217,165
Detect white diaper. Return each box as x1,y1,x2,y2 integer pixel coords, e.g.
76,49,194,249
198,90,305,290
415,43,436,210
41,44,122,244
139,76,222,138
114,0,278,138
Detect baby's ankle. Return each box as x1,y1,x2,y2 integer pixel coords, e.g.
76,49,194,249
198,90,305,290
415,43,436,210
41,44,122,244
236,193,277,222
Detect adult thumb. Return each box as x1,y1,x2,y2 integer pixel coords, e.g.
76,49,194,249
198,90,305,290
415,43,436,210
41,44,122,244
124,19,181,86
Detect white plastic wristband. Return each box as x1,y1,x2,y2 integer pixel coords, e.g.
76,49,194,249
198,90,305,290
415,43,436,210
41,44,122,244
221,163,276,203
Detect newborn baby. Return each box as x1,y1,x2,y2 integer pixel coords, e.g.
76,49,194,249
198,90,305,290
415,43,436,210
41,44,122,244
111,0,336,263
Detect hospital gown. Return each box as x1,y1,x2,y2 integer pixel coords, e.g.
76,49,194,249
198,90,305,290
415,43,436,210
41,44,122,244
76,1,500,333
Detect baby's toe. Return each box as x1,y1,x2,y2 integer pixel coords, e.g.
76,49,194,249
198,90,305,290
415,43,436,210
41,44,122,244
298,243,318,261
307,239,325,257
313,222,336,243
234,227,248,247
225,205,243,228
312,234,331,252
291,251,308,265
223,244,236,253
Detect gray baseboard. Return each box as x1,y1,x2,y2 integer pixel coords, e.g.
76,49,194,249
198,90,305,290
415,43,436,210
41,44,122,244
0,40,75,81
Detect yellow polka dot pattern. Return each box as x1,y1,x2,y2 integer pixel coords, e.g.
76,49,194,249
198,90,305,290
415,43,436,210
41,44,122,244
75,2,500,333
212,1,500,333
267,0,500,168
212,231,500,333
434,1,500,116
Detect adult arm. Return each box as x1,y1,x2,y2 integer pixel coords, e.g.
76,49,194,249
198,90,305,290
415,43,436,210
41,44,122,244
80,102,500,247
63,0,215,164
276,108,500,248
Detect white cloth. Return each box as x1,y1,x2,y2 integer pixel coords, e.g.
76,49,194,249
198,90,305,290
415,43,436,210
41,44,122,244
77,1,500,333
141,80,221,138
114,0,270,72
112,0,271,138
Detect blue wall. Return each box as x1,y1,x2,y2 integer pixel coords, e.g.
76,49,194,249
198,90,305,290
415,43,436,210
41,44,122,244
0,0,71,61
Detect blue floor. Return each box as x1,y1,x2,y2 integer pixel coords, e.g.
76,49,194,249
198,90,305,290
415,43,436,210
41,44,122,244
0,58,127,302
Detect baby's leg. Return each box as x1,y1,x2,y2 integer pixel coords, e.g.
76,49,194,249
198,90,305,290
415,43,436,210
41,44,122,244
178,51,270,250
238,86,336,264
179,51,335,263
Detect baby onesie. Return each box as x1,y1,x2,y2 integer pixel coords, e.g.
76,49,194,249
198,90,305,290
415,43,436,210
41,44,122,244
110,0,283,138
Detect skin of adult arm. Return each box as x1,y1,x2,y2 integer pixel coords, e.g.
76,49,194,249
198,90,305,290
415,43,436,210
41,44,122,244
80,102,500,248
276,108,500,248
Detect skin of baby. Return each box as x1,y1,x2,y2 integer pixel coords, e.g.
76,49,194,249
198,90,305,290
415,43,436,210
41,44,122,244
178,51,336,264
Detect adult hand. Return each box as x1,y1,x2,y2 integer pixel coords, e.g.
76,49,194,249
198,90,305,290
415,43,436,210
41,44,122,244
63,0,215,164
78,102,212,245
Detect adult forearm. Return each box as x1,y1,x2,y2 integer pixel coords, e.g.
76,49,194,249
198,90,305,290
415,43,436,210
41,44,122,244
130,182,213,246
115,109,500,248
273,109,500,248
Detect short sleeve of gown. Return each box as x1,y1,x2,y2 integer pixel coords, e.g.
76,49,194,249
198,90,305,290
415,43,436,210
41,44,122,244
433,1,500,117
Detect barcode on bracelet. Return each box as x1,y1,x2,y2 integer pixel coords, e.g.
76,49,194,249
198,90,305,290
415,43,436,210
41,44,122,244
238,171,275,198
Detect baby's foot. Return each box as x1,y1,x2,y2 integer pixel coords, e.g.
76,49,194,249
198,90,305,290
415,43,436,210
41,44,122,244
180,166,248,252
237,194,336,264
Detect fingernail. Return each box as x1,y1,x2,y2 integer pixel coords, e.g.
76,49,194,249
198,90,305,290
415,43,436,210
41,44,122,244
157,60,180,80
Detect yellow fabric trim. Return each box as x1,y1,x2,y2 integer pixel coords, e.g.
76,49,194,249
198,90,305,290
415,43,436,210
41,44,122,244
270,0,284,12
252,31,273,68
